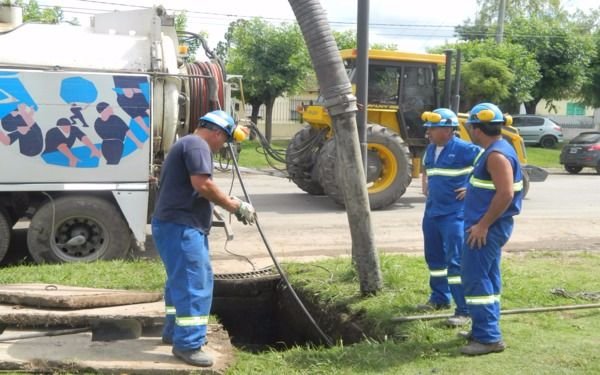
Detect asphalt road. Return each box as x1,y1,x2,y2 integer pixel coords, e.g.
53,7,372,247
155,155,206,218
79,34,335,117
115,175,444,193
4,168,600,273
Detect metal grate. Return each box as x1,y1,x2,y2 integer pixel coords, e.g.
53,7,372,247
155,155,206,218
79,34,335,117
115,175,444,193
214,267,279,281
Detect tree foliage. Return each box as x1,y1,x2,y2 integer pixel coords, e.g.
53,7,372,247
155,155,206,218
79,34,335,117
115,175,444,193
431,39,540,112
461,57,514,106
504,16,593,113
580,30,600,108
454,0,597,114
222,18,311,142
13,0,77,25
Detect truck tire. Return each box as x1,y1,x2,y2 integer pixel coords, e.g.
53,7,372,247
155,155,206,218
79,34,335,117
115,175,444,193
0,207,11,263
27,196,132,264
286,126,326,195
317,124,412,210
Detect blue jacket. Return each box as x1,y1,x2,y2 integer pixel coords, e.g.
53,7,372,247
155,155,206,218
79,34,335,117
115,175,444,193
423,136,482,217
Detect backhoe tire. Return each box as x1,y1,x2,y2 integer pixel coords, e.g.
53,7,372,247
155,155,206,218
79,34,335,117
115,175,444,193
0,207,11,263
27,196,132,264
317,124,412,210
286,126,326,195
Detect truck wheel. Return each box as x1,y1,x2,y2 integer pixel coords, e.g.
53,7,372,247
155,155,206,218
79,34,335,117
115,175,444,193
317,124,412,210
564,165,582,174
286,126,326,195
27,196,132,264
540,136,557,149
0,207,11,263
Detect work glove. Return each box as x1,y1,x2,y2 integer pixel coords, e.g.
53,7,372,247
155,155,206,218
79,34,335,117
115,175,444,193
231,196,256,225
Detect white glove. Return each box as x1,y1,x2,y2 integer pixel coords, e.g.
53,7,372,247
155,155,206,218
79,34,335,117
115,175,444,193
231,196,256,225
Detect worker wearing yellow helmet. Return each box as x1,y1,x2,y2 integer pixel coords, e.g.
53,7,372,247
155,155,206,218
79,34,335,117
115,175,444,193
460,102,524,356
417,108,482,329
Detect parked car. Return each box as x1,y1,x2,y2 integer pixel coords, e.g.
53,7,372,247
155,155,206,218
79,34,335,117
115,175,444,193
559,131,600,174
511,115,564,148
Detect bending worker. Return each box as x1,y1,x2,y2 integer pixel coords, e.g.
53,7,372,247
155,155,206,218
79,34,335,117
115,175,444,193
418,108,482,328
151,110,255,367
460,103,524,356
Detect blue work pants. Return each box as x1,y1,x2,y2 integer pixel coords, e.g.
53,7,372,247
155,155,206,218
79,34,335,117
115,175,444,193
422,213,468,316
462,218,513,344
151,218,213,350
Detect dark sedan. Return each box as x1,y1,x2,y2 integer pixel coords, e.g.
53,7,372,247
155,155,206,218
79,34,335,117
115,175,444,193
559,131,600,174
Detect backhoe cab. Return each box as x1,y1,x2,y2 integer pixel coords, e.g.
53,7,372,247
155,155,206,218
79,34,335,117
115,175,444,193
287,49,541,209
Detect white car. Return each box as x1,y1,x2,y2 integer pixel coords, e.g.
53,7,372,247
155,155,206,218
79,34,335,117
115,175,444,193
512,115,564,148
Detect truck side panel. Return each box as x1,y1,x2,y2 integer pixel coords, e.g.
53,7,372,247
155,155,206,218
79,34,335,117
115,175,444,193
0,69,151,183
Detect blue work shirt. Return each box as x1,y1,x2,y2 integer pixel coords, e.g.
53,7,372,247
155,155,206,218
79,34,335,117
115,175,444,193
153,134,214,234
423,136,482,217
464,139,523,227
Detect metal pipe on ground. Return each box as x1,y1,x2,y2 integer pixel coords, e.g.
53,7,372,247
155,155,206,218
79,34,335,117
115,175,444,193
391,303,600,323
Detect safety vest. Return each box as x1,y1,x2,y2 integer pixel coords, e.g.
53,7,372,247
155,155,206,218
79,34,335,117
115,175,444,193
423,136,482,217
464,139,523,227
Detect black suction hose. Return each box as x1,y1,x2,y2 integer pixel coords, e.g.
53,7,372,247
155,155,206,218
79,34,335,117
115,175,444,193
226,143,334,347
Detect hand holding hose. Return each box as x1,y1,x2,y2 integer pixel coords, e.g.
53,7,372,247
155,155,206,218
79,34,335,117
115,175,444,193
231,196,256,225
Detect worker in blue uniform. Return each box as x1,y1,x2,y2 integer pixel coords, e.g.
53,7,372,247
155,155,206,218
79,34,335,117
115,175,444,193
460,103,524,356
151,110,254,367
418,108,482,328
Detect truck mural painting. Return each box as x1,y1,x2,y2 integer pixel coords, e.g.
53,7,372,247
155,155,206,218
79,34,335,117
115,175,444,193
0,71,150,168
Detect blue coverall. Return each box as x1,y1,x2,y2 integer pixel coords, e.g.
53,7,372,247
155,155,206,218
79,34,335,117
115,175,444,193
151,134,215,351
462,139,523,344
422,136,482,316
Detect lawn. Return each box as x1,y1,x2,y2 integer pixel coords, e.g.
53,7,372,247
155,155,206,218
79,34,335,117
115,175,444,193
525,145,563,168
1,252,597,374
235,139,289,169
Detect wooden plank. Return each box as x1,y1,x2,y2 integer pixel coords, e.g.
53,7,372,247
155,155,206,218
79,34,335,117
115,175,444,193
0,284,162,309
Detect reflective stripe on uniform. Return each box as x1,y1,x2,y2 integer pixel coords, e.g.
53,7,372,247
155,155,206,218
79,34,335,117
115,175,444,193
469,176,523,191
429,269,448,277
426,166,473,177
473,149,485,165
165,305,176,315
465,294,501,305
447,275,462,285
175,316,209,327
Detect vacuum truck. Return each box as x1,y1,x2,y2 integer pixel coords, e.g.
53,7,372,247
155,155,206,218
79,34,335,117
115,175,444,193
0,6,230,263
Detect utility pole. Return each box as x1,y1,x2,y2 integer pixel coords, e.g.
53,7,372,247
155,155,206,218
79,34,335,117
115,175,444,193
496,0,506,43
356,0,369,176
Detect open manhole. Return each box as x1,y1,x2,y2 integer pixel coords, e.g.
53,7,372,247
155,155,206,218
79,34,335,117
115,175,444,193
212,267,352,351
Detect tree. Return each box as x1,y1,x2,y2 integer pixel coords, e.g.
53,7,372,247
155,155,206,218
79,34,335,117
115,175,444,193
580,30,600,108
224,18,312,142
461,57,514,107
504,16,593,113
431,39,540,112
14,0,77,25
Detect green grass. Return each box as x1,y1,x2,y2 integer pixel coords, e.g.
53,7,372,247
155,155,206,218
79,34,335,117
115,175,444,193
229,252,600,375
525,145,563,168
236,139,289,169
1,253,598,374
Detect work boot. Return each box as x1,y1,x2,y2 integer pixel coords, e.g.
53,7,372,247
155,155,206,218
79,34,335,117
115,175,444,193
161,336,172,345
460,340,506,356
172,347,213,367
445,315,471,327
457,330,472,340
415,301,451,312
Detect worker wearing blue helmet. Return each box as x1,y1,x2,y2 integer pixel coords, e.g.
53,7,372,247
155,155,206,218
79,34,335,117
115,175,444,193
151,109,254,367
459,102,523,356
417,108,482,328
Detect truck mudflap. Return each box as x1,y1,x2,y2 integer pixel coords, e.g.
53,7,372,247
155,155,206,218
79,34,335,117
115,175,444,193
523,164,548,182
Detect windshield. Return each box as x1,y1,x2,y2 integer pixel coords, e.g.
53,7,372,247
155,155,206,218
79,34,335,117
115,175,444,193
569,133,600,144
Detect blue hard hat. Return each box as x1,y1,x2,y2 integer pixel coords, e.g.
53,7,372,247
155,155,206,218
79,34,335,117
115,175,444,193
199,110,236,139
466,103,505,125
421,108,458,127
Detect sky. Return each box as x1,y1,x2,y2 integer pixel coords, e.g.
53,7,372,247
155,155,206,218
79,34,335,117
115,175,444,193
37,0,600,53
